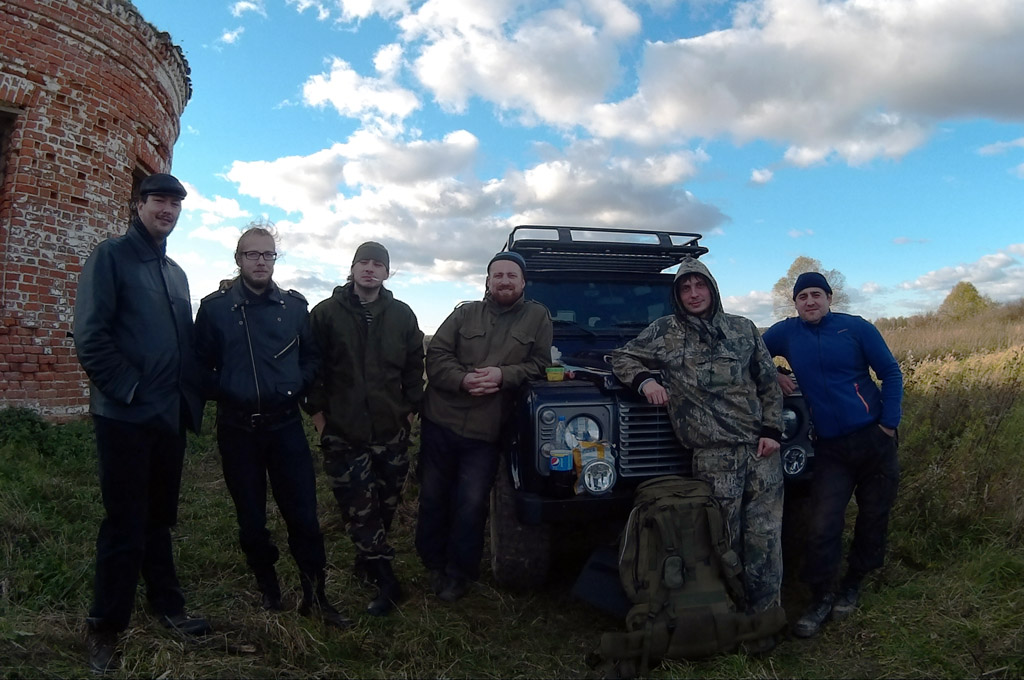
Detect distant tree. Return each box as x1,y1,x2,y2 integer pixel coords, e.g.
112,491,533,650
771,255,850,319
937,281,994,320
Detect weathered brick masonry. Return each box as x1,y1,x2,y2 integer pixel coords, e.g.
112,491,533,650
0,0,190,420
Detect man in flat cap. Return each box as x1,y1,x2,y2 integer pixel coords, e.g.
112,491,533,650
763,271,903,638
304,242,424,616
74,172,209,673
414,251,552,602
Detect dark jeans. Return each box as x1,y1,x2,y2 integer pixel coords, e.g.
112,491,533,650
414,418,500,581
802,423,900,591
88,415,186,633
217,416,326,585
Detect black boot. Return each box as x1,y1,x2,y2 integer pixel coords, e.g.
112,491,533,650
85,619,119,675
255,567,284,611
366,558,404,617
299,572,354,630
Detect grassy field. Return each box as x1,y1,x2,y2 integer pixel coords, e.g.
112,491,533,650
2,312,1023,678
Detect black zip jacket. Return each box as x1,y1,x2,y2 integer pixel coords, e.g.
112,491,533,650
194,278,318,416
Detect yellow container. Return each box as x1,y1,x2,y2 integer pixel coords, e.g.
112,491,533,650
546,366,565,381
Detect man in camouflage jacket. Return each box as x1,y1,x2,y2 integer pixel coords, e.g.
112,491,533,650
611,257,785,616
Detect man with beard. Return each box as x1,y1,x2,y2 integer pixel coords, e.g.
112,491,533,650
304,242,424,616
74,173,209,674
194,222,351,629
611,257,785,652
763,272,902,638
415,252,552,602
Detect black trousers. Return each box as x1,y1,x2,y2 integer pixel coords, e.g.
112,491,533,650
414,418,500,582
802,423,900,590
88,415,187,632
217,417,326,586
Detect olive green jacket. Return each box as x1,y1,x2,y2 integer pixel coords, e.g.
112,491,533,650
423,296,552,443
304,283,424,445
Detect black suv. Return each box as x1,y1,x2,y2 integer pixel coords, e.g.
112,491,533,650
488,225,814,588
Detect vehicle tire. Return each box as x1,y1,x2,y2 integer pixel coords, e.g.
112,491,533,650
489,457,552,590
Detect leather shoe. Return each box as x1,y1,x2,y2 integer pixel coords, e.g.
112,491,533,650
86,628,118,674
299,599,354,630
438,576,467,603
160,613,212,636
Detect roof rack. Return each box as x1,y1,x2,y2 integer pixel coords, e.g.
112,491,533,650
505,225,707,274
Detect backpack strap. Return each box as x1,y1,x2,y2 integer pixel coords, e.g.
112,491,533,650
703,502,747,610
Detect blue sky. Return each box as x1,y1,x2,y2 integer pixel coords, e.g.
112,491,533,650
132,0,1024,333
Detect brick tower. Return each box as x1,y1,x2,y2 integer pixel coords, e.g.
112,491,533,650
1,0,191,420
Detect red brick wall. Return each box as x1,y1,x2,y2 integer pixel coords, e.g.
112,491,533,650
0,0,191,420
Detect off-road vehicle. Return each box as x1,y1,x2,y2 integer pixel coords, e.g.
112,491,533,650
488,225,814,589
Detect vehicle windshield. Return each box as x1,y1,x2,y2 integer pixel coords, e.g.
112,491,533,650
528,278,674,334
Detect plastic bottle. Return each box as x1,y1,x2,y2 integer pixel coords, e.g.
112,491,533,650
554,416,567,450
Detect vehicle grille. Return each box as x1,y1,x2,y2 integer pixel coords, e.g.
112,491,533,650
617,401,690,477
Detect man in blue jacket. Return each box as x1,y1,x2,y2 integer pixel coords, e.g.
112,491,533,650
74,173,209,674
194,221,351,629
763,272,902,638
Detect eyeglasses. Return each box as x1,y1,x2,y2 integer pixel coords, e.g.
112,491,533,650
241,251,278,261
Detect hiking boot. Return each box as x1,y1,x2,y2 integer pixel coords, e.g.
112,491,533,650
438,576,468,603
86,626,118,674
831,584,861,622
255,567,283,611
366,559,404,617
299,597,355,629
792,593,834,638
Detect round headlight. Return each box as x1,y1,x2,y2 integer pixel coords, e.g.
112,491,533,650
540,409,557,426
581,459,616,495
782,445,807,476
565,415,600,449
781,408,800,441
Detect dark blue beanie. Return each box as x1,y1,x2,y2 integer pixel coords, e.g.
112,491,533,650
793,272,832,299
488,252,527,276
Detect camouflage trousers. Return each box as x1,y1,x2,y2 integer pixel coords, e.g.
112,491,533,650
321,429,410,560
692,444,784,613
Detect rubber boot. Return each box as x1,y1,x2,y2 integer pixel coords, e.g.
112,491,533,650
366,558,404,616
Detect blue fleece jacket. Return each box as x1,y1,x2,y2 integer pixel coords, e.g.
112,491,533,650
762,311,902,439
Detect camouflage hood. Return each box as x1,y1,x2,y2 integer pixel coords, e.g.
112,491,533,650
672,257,725,339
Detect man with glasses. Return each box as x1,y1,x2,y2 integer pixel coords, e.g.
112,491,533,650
194,221,352,629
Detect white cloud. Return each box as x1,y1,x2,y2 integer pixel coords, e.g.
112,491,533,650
303,57,420,124
588,0,1024,164
722,289,774,326
231,1,265,18
217,27,245,46
900,246,1024,303
893,236,929,245
978,137,1024,155
750,168,773,184
189,224,243,250
1014,163,1024,179
180,182,250,227
403,2,628,125
223,127,725,282
787,228,813,238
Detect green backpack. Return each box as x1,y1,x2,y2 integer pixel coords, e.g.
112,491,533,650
599,476,786,675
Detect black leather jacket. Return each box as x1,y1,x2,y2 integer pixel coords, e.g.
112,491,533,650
73,220,203,433
194,278,318,419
